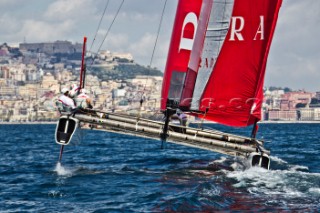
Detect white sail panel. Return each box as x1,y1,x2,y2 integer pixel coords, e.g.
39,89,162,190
190,0,235,110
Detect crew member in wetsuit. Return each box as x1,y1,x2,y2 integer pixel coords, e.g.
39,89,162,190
75,88,93,109
58,87,76,110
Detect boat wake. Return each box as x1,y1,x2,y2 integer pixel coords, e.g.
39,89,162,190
54,162,107,177
54,162,73,176
221,156,320,210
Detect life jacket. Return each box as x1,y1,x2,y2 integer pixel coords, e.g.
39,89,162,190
57,95,75,112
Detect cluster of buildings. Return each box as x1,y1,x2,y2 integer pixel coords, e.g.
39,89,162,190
0,41,162,122
0,41,320,123
263,89,320,121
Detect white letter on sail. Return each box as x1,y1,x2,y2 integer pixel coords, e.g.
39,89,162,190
229,16,244,41
179,12,198,51
254,16,264,40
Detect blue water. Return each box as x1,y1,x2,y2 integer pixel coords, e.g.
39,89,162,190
0,123,319,212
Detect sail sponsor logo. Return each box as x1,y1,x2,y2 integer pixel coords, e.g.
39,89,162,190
191,97,262,112
179,12,198,52
229,16,265,41
199,57,216,70
199,42,217,70
179,96,261,112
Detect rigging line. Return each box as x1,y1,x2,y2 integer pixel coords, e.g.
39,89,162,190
92,0,125,66
89,0,110,52
141,0,168,98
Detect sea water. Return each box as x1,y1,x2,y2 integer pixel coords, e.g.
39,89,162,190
0,123,319,212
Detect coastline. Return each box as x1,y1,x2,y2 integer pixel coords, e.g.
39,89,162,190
260,120,320,124
0,121,57,125
191,120,320,124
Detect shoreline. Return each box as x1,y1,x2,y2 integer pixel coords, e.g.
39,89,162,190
260,120,320,124
0,121,57,125
197,121,320,124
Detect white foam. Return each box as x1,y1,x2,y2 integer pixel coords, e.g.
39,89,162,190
308,188,320,194
226,167,306,198
270,156,288,164
224,164,320,209
200,186,221,197
212,157,227,163
308,188,320,196
230,161,245,171
289,165,309,172
54,162,72,176
48,190,64,197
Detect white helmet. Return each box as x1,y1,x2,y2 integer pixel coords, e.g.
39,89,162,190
69,85,79,98
71,83,78,89
61,87,69,94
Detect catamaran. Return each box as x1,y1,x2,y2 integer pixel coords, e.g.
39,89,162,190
55,0,283,170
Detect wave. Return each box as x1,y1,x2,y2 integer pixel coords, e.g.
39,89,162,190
225,166,320,209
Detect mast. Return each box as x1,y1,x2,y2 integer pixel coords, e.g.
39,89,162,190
79,36,87,89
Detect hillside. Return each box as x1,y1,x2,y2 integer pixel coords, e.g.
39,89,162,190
88,64,163,81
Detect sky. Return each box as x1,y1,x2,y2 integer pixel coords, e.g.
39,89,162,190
1,0,319,92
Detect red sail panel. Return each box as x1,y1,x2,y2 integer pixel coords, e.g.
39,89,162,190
179,0,213,109
160,0,202,110
197,0,282,127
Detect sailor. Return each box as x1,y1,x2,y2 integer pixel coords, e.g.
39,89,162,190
69,83,80,98
75,88,93,109
170,109,188,133
176,109,188,127
58,88,76,111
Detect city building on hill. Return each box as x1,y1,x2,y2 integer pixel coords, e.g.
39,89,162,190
0,86,17,96
297,108,320,121
113,89,126,98
97,50,133,62
315,92,320,100
264,88,284,109
18,84,38,98
0,42,165,122
0,66,10,79
19,41,82,55
41,73,60,94
55,70,73,82
280,91,313,111
0,45,10,59
4,41,320,123
267,110,297,121
265,90,319,121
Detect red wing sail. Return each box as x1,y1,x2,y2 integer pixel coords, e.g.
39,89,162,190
188,0,282,127
160,0,202,110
